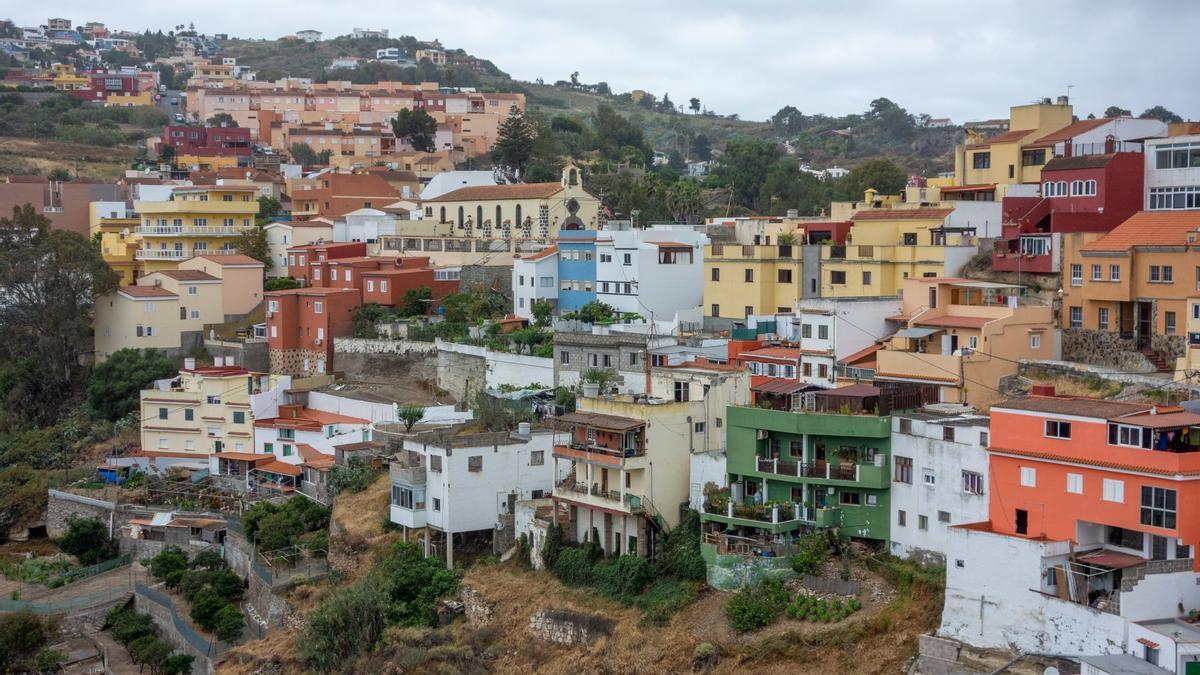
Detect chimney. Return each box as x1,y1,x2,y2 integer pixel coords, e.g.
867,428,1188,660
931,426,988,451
1030,384,1056,397
184,357,196,370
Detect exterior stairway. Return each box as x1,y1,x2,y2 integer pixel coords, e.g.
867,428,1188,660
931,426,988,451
1142,349,1173,374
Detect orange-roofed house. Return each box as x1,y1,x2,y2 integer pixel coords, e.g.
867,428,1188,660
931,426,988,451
253,403,370,467
951,99,1075,201
938,385,1200,654
290,172,401,219
874,277,1054,409
1061,211,1200,372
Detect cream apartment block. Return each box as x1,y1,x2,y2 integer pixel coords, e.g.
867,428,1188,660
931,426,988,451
551,362,749,558
140,359,280,457
94,255,265,360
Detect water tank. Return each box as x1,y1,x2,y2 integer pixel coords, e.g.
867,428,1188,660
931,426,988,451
518,422,531,435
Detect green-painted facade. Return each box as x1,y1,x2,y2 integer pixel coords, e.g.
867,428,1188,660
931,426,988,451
703,405,892,542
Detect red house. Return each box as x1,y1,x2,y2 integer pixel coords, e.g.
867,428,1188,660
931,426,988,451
265,287,360,376
161,126,252,158
71,72,137,102
286,242,367,286
992,151,1145,274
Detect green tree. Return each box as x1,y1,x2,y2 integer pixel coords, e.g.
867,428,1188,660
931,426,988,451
1140,105,1183,124
665,180,704,223
692,133,712,161
0,205,118,426
129,635,172,673
391,108,437,152
0,609,49,668
397,404,426,431
158,144,176,164
593,104,652,164
289,143,319,165
837,158,907,199
264,276,300,291
230,225,272,271
493,105,537,177
86,348,176,421
865,97,916,141
531,298,553,327
352,302,391,337
214,604,244,642
398,286,432,316
34,648,66,674
206,112,236,127
1103,105,1131,118
711,136,781,209
255,196,283,224
161,654,195,675
771,105,804,136
154,63,176,90
148,546,190,588
688,97,701,114
57,516,119,565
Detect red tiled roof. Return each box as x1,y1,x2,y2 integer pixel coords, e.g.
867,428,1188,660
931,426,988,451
1042,154,1116,172
1079,211,1200,251
190,254,264,266
740,346,800,360
840,342,885,365
752,379,813,395
258,460,302,477
120,285,176,298
967,128,1037,148
254,407,369,429
426,182,565,202
992,396,1151,419
1027,118,1111,147
989,446,1200,477
850,208,953,221
915,315,993,329
521,245,558,261
151,270,220,281
214,451,273,463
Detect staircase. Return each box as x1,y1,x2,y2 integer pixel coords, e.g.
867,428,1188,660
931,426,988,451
1142,349,1173,373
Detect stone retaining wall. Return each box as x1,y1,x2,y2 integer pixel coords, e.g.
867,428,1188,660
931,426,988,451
460,586,495,626
1061,329,1151,371
527,609,612,646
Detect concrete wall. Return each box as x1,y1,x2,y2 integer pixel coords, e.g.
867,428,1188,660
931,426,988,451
688,451,727,511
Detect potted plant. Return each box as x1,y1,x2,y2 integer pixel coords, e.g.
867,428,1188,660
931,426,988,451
581,367,617,398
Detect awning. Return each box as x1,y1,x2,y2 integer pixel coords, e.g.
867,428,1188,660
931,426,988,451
1075,549,1146,570
258,460,302,477
894,327,940,339
752,380,820,396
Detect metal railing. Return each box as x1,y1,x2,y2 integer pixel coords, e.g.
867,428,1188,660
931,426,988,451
50,554,132,586
136,225,252,236
755,457,858,481
136,248,240,260
135,580,230,656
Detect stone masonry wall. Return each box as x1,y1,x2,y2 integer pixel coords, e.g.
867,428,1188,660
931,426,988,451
1062,329,1152,372
460,264,513,300
46,490,116,538
460,586,495,627
527,609,613,646
268,347,326,377
436,347,487,403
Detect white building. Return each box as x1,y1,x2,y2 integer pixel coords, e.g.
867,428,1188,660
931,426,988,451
335,208,399,248
512,246,558,317
595,224,708,321
252,403,371,465
385,427,560,567
1145,135,1200,211
263,220,332,277
295,30,322,43
888,409,990,565
419,170,499,201
351,27,388,39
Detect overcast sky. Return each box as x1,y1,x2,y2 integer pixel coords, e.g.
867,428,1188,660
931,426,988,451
11,1,1198,123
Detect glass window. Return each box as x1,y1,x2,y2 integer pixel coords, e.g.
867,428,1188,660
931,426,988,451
962,471,983,495
1045,420,1071,439
1140,486,1177,529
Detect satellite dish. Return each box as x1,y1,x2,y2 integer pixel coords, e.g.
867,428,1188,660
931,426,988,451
1043,667,1060,675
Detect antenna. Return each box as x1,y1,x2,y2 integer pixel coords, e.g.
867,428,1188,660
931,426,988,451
1065,84,1075,102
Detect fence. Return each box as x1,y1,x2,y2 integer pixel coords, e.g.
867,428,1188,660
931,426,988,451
0,585,131,614
50,554,132,586
250,549,329,590
135,580,230,658
796,573,861,597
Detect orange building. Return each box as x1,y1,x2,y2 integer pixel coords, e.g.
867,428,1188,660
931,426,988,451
988,387,1200,571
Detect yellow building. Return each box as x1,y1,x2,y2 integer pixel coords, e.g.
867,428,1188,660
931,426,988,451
704,242,808,320
420,164,600,240
951,98,1074,200
94,269,225,361
820,208,975,298
132,185,260,275
101,91,155,107
874,277,1055,410
175,155,241,171
140,360,279,457
91,202,141,284
1177,297,1200,383
50,64,89,91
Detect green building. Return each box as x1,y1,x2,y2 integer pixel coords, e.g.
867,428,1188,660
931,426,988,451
700,385,894,586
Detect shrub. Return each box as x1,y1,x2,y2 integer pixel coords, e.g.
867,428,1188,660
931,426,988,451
725,578,789,633
592,554,651,601
161,654,195,675
106,607,153,646
655,510,706,581
540,521,564,570
147,546,189,588
790,530,834,576
34,648,65,674
553,547,594,586
189,549,225,572
0,609,50,660
636,579,697,626
329,457,378,494
57,516,120,565
190,587,227,631
304,529,329,557
214,604,244,642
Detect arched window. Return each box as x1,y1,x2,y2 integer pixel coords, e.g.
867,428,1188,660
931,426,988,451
568,168,578,186
496,205,502,228
1057,181,1067,197
457,206,464,228
1043,181,1054,197
515,204,522,227
476,206,483,227
439,206,446,223
1085,180,1097,196
1071,180,1084,196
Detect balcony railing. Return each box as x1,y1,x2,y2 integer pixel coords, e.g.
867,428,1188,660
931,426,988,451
137,225,253,236
556,442,645,459
704,500,807,525
554,478,642,510
755,457,859,481
135,248,240,261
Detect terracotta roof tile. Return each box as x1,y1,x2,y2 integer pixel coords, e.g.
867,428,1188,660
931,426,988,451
151,270,220,281
851,208,953,221
992,395,1151,419
191,254,265,266
120,285,176,298
427,182,565,202
989,446,1200,477
1042,154,1116,172
1028,118,1111,147
521,245,558,261
1079,211,1200,251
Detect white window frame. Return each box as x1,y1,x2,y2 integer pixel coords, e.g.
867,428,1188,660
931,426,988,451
1102,478,1124,503
1066,473,1083,494
1019,466,1036,487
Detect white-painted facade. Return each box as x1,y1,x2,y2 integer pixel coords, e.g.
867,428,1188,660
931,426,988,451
888,412,990,565
593,224,708,321
388,430,562,535
253,409,371,466
1145,135,1200,211
512,250,558,319
336,208,399,246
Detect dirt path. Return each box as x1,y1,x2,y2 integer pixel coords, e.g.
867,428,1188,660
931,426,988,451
0,564,133,605
89,630,140,674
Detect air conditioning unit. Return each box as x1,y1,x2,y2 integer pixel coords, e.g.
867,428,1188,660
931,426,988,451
756,430,769,440
314,338,323,345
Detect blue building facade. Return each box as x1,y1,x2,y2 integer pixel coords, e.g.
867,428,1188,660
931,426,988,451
556,230,597,312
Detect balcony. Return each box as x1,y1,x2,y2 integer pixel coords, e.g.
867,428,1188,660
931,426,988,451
389,463,426,486
136,248,240,261
700,500,810,534
553,478,638,514
133,199,258,216
389,503,426,529
753,457,889,489
813,507,840,528
136,225,253,237
552,442,644,467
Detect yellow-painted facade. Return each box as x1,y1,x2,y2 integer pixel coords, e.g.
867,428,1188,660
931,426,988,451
820,211,969,298
140,367,279,456
952,100,1074,191
132,186,260,275
175,154,241,171
704,243,807,319
94,272,224,360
